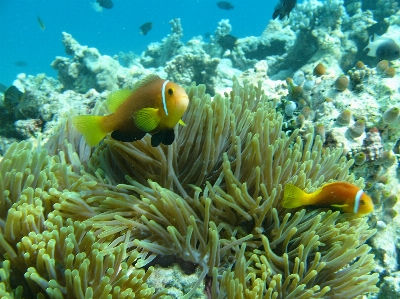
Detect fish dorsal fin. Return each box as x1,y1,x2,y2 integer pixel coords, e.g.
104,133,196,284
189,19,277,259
373,34,390,42
133,107,160,132
106,90,133,113
106,75,162,112
131,74,162,93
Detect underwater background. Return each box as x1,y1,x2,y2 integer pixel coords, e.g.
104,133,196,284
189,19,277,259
1,0,400,298
0,0,275,85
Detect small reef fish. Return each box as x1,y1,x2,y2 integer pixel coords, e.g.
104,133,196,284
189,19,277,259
97,0,113,9
282,182,374,215
217,1,234,10
218,34,238,51
364,34,400,61
37,15,45,30
273,0,297,20
14,61,28,67
140,22,153,35
73,74,189,147
3,86,24,109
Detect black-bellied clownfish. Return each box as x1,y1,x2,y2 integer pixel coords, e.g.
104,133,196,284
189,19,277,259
73,74,189,147
283,182,374,216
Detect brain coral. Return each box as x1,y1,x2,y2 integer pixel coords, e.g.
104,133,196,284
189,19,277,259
0,78,378,298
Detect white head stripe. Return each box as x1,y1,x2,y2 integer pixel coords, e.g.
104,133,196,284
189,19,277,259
161,80,169,116
353,189,364,213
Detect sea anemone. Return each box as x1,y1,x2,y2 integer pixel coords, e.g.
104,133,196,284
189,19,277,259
335,75,350,91
290,85,304,100
376,60,389,73
0,78,379,298
284,100,297,117
348,119,366,138
313,63,326,77
383,66,396,78
384,195,398,209
315,123,326,141
382,107,400,124
354,152,367,166
336,109,352,126
355,61,365,69
301,106,314,119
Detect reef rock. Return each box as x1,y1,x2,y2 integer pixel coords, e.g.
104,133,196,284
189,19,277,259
52,32,145,93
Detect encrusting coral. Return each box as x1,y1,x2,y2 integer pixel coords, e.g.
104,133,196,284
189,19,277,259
0,78,379,298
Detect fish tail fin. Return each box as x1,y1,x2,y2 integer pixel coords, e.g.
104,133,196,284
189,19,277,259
72,115,108,147
282,184,307,208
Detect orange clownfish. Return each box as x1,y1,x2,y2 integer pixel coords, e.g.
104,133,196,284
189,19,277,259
283,182,374,215
73,74,189,147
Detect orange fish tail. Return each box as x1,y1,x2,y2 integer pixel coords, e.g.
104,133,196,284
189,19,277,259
72,115,109,147
283,184,308,208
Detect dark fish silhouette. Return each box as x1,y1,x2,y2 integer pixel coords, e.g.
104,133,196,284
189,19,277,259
14,61,27,67
218,34,238,51
217,1,234,10
37,15,45,30
364,34,400,61
3,86,24,110
97,0,113,9
273,0,297,20
140,22,153,35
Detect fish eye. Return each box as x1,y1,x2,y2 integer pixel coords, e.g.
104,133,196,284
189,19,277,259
360,200,365,205
168,88,174,96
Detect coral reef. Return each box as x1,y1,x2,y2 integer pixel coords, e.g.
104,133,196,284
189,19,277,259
164,40,220,94
140,18,184,68
3,0,400,296
0,78,379,298
51,33,146,93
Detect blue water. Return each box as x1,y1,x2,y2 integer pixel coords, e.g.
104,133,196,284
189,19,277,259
0,0,285,86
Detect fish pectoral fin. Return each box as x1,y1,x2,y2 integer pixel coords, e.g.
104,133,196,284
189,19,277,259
330,204,350,209
178,119,187,126
133,108,160,132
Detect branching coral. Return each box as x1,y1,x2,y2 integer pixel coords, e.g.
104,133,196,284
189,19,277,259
0,78,378,298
